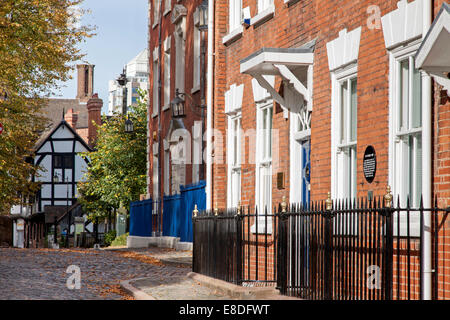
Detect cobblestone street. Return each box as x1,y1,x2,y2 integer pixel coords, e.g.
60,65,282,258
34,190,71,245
0,247,190,300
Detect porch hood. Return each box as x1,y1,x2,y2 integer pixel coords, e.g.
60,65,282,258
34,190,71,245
415,2,450,94
240,40,316,111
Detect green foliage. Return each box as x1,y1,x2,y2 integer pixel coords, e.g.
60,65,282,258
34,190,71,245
104,230,116,247
77,91,147,221
110,232,129,247
0,0,94,213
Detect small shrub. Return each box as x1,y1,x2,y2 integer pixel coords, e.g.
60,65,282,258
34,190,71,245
104,230,117,247
110,232,129,247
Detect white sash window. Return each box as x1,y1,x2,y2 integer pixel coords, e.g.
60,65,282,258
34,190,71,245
228,116,241,208
229,0,242,32
258,0,273,12
153,0,161,26
337,76,357,200
255,103,273,227
163,40,171,109
393,52,423,208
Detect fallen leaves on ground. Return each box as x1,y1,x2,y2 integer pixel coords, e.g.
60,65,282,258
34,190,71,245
100,284,135,300
115,251,164,266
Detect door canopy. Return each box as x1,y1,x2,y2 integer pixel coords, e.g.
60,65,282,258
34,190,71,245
415,3,450,95
240,40,316,112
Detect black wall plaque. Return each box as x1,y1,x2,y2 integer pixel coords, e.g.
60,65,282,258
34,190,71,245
363,145,377,184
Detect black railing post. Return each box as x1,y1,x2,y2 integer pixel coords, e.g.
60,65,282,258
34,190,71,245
383,186,393,300
277,198,288,295
54,216,58,244
324,192,333,300
95,217,99,244
235,204,243,285
192,205,198,273
213,206,219,279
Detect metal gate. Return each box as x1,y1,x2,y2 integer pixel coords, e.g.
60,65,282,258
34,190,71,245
193,193,449,300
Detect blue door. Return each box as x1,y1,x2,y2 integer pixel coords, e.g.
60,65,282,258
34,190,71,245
301,140,311,206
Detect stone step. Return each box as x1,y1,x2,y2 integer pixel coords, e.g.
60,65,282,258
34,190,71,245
127,235,192,251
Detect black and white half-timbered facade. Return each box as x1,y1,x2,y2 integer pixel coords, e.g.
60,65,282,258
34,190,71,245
34,119,91,211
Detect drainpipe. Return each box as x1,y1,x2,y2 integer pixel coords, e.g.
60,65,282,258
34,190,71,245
206,0,214,209
157,0,163,236
422,0,432,301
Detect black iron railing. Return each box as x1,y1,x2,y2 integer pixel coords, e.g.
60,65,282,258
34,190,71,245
192,194,448,300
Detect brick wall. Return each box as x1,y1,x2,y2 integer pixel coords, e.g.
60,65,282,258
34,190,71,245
209,0,449,299
213,0,403,208
148,0,207,199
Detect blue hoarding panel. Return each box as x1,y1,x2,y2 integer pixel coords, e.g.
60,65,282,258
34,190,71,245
129,199,152,237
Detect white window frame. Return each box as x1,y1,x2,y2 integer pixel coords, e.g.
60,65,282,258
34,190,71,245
192,11,201,94
192,121,203,184
164,0,171,16
229,0,242,33
388,40,423,237
251,0,274,26
164,141,170,196
331,64,358,201
175,25,185,95
153,154,159,201
152,47,159,118
163,38,171,110
152,63,159,117
227,114,242,208
153,0,161,28
258,0,273,12
253,101,273,234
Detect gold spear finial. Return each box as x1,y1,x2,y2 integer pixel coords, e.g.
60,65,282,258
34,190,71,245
193,204,199,217
281,196,287,213
326,191,333,211
384,185,393,208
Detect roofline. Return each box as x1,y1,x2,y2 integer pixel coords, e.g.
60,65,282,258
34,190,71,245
34,119,92,153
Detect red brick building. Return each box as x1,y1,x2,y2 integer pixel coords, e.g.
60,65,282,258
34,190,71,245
208,0,448,299
211,0,449,211
147,0,449,298
147,0,208,206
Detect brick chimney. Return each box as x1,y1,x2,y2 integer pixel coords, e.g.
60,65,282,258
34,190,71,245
76,64,95,103
86,93,103,147
65,108,78,129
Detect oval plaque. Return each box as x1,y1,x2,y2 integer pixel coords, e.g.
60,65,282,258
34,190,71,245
363,145,376,184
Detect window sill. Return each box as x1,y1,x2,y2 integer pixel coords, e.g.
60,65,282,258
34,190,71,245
152,112,158,118
284,0,300,6
162,104,170,111
225,108,242,116
251,5,275,28
152,22,159,29
163,9,171,17
222,26,244,45
191,85,200,94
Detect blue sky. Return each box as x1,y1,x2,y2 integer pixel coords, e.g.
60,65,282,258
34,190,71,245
52,0,148,114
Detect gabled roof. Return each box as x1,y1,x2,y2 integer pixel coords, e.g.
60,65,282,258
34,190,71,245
34,119,92,154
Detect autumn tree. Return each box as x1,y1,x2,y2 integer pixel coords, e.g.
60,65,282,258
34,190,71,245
77,92,147,221
0,0,93,212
